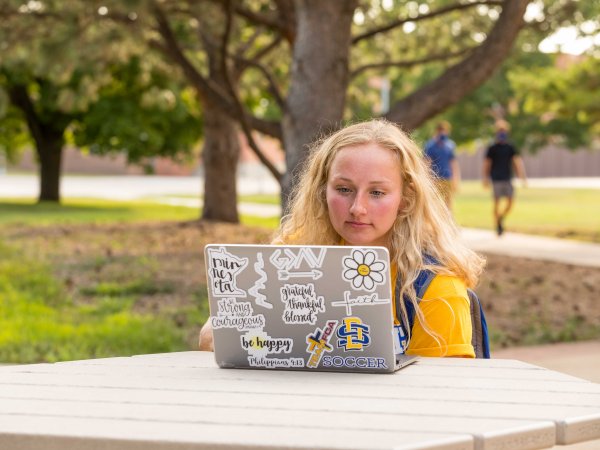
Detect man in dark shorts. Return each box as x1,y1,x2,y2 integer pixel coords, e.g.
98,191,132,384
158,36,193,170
482,120,527,236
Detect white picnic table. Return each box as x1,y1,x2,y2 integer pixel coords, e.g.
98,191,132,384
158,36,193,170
1,351,599,450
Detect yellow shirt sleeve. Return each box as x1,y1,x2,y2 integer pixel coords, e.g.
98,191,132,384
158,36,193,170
406,275,475,358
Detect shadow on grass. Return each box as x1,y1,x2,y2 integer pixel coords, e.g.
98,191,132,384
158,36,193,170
81,280,176,297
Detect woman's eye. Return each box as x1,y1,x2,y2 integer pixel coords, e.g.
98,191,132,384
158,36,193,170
336,187,352,194
371,190,385,197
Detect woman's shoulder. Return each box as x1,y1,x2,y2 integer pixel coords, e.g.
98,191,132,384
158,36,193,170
424,274,467,299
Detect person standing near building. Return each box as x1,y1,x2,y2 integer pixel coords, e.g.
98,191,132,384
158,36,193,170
424,121,460,211
482,120,527,236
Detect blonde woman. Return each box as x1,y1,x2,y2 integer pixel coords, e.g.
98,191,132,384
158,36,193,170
200,119,485,357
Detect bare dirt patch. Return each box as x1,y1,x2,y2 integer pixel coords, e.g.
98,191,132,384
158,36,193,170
5,221,600,350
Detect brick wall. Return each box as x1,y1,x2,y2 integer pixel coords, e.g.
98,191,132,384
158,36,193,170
7,141,599,179
457,145,600,180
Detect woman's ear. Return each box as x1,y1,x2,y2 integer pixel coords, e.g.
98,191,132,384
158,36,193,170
319,185,327,202
397,197,405,215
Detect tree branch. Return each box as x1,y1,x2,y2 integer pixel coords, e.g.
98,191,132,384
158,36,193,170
218,0,283,183
249,34,283,62
203,0,283,30
352,0,504,44
231,35,286,109
6,83,44,146
350,47,473,79
205,0,296,42
234,27,264,59
273,0,296,43
233,3,282,30
150,1,283,139
235,58,286,109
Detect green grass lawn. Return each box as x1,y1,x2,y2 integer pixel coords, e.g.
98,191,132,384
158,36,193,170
0,198,273,363
159,193,281,205
240,182,600,243
239,193,281,205
0,198,199,226
454,182,600,242
0,197,280,229
0,241,191,363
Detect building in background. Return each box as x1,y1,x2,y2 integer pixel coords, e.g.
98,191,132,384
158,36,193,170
7,132,285,178
7,135,598,180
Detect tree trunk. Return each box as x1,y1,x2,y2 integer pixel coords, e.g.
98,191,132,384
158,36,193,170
201,100,240,223
280,0,357,211
152,5,241,222
36,131,64,202
6,82,68,203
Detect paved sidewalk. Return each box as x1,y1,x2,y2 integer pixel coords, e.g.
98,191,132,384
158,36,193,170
461,228,600,268
0,173,280,198
493,340,600,383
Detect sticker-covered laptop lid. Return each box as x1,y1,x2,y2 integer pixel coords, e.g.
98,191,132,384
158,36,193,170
204,244,401,373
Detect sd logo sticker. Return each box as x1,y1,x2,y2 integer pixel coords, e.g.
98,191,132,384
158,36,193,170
337,317,370,351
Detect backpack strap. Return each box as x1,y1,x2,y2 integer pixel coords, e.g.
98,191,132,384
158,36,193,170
394,255,437,332
468,289,491,358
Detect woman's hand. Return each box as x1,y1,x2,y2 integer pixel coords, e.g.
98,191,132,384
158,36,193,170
198,321,214,351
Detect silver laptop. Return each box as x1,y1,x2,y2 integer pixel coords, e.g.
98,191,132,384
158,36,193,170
204,244,418,373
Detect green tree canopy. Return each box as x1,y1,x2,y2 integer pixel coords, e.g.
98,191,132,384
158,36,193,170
72,57,202,170
0,1,202,201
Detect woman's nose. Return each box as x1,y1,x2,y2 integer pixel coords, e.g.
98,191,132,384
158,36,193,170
349,193,367,216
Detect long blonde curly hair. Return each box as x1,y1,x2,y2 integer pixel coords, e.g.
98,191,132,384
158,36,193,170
274,119,485,333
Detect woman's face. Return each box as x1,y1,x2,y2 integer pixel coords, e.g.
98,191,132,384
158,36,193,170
326,143,403,248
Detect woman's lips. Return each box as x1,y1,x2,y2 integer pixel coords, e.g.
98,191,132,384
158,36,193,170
347,221,370,227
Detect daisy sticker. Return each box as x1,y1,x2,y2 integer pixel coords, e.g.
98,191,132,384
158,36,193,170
343,249,386,291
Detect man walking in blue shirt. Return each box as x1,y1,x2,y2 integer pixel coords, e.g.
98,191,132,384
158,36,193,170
424,120,460,211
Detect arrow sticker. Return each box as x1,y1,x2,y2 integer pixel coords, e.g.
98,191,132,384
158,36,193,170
277,269,323,280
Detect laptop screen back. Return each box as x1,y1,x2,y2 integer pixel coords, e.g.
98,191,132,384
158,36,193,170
204,244,399,373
